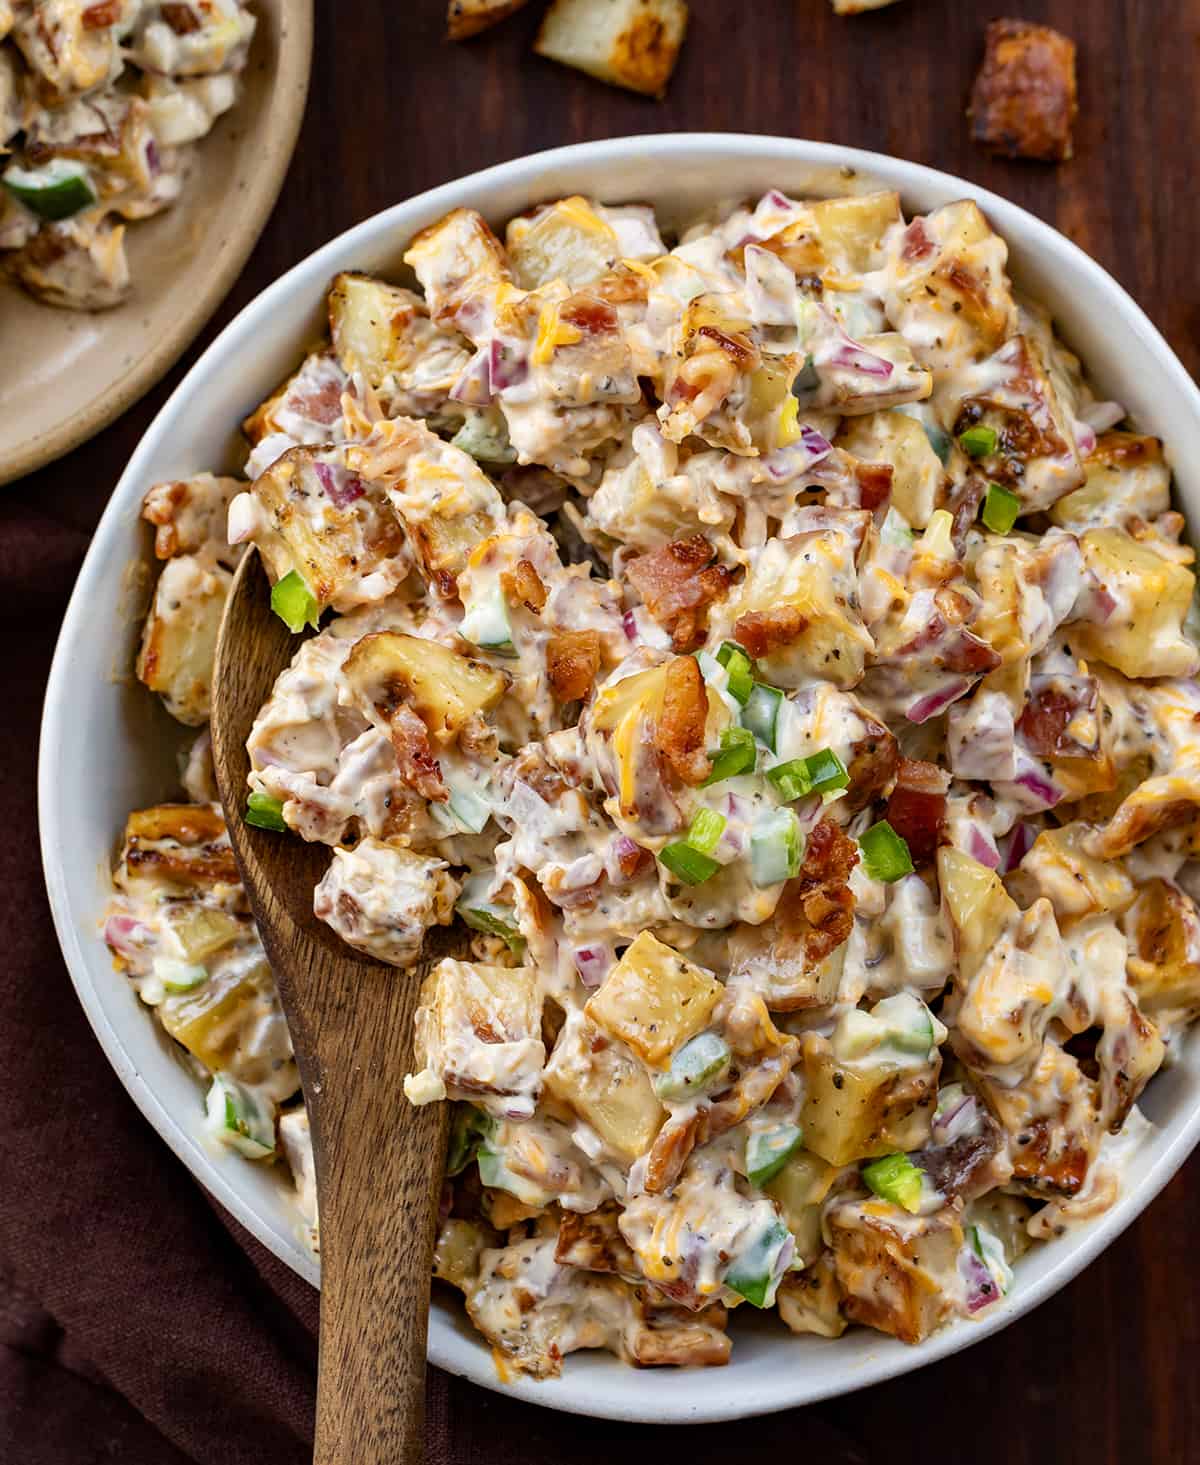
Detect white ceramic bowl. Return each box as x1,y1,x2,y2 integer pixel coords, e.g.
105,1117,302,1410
39,135,1200,1423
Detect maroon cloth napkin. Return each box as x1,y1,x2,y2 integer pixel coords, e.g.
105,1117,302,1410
0,495,873,1462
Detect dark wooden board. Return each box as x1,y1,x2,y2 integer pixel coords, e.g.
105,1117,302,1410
24,2,1199,1460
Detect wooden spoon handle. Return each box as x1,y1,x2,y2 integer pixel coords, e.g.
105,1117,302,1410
313,1069,448,1465
249,896,450,1465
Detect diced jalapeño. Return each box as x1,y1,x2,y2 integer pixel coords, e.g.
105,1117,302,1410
861,1152,924,1214
246,791,287,832
746,1123,804,1188
859,820,914,882
270,569,320,633
958,424,998,459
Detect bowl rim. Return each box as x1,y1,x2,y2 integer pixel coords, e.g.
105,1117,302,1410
38,132,1200,1422
0,0,315,488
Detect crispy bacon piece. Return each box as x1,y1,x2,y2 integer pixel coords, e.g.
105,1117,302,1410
546,629,601,704
83,0,123,26
555,1206,637,1276
655,655,711,786
969,19,1078,163
390,704,448,803
843,715,899,815
559,295,620,338
784,819,859,967
733,606,810,659
614,835,652,880
900,218,936,264
502,558,548,613
794,820,859,965
854,461,894,513
625,536,733,652
886,757,949,864
1018,675,1099,758
160,3,201,32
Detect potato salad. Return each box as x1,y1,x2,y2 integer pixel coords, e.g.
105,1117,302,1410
1,0,255,308
107,185,1200,1377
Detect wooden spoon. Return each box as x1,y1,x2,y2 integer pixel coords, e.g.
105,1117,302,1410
211,548,450,1465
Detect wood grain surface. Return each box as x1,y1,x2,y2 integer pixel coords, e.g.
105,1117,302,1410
210,550,450,1465
25,2,1199,1460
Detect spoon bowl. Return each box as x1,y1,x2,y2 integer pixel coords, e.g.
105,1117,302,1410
210,548,449,1465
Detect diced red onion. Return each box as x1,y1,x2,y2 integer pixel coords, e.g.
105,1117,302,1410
1010,763,1062,811
906,679,972,725
966,825,1000,870
932,1094,979,1146
104,915,149,958
1001,821,1037,873
146,139,161,176
449,347,493,405
313,461,364,509
762,426,834,483
574,944,615,988
622,609,638,641
489,337,530,394
1074,423,1097,458
827,341,895,379
959,1247,999,1314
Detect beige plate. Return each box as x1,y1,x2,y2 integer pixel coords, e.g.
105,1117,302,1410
0,0,313,488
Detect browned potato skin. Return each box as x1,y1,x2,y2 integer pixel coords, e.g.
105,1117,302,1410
447,0,529,41
969,19,1078,162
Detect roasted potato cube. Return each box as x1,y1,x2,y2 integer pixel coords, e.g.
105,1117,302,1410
234,446,407,611
764,1149,839,1267
1049,432,1170,531
159,958,292,1095
434,1218,498,1292
711,524,873,690
800,1034,938,1166
969,19,1077,163
506,196,622,290
314,839,458,968
328,273,427,383
808,190,903,273
1124,879,1200,1033
543,1012,664,1164
446,0,529,39
327,272,472,416
403,208,512,336
937,846,1018,983
1017,823,1135,925
837,410,944,528
141,473,242,561
534,0,688,99
342,631,507,743
412,959,545,1111
954,898,1067,1077
827,1200,963,1344
1070,530,1199,680
136,554,232,726
585,931,723,1068
118,804,240,890
951,333,1084,511
345,417,507,592
776,1251,847,1338
884,200,1017,370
